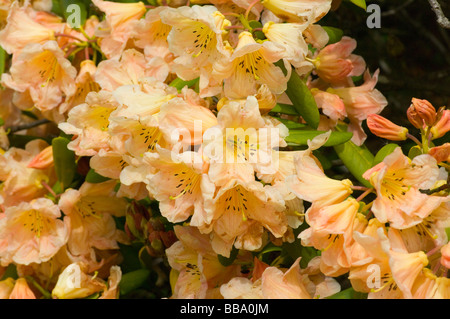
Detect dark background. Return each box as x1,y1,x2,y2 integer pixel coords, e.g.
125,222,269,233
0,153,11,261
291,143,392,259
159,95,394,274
320,0,450,144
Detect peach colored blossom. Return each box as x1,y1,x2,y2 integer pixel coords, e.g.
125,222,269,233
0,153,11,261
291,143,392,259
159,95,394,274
0,197,69,266
327,69,388,145
146,148,215,226
214,31,288,99
166,225,250,299
2,40,76,112
314,36,366,87
93,0,146,58
261,0,332,23
58,180,128,256
0,1,54,55
204,179,287,258
363,147,448,229
0,139,56,207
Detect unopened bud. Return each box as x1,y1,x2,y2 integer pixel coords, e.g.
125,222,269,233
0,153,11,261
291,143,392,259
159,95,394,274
367,114,408,141
27,146,53,169
430,109,450,140
428,143,450,163
407,106,423,129
411,98,437,127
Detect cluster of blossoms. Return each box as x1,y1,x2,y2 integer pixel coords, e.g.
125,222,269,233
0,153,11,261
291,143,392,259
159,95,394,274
0,0,448,299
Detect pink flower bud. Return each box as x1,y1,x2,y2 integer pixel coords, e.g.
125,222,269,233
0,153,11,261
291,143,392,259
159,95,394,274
410,98,437,127
367,114,408,141
27,145,53,169
430,109,450,139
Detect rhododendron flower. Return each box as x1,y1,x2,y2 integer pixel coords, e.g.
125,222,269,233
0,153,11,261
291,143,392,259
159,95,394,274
327,70,388,145
214,31,288,99
52,262,121,299
313,36,365,87
312,88,347,122
93,0,147,58
203,179,287,257
58,90,118,157
58,181,128,256
2,40,77,112
166,225,250,299
203,95,287,186
262,21,309,67
286,134,353,209
0,198,69,266
299,198,362,276
0,140,56,207
363,147,448,229
145,148,215,225
0,1,54,55
160,5,231,93
95,49,167,91
261,0,332,23
133,6,172,60
59,60,100,115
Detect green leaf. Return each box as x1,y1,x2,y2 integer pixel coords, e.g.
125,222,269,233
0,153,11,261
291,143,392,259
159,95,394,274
322,26,344,45
60,0,87,27
408,145,423,160
349,0,367,10
273,117,308,129
218,247,239,267
52,137,77,190
333,139,374,188
119,269,151,296
327,287,368,299
373,143,399,166
0,45,6,76
286,70,320,129
270,103,299,116
248,20,265,40
1,264,18,280
275,62,320,128
169,77,199,92
285,130,353,147
85,168,111,183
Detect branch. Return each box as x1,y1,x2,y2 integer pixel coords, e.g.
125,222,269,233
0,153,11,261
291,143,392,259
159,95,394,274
6,119,50,134
428,0,450,29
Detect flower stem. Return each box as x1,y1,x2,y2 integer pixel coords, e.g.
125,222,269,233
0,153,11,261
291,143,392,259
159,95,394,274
406,133,422,146
356,188,374,202
25,276,52,299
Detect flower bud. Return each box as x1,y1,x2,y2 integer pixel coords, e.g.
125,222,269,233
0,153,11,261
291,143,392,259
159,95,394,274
27,145,53,169
52,263,104,299
410,98,437,127
428,143,450,163
406,105,423,129
367,114,408,141
430,109,450,140
9,278,36,299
